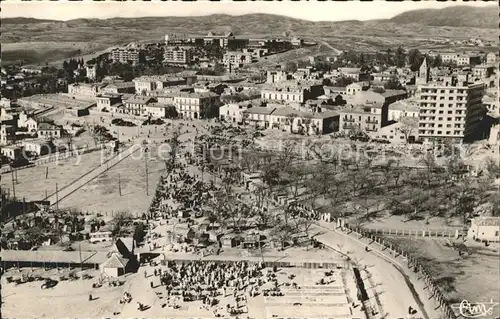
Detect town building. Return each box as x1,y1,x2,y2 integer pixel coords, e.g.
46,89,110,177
164,47,193,65
100,253,130,277
173,91,221,119
374,120,419,144
291,37,303,47
23,140,56,156
270,107,339,135
203,32,235,48
261,80,323,104
164,33,190,46
219,103,251,123
338,68,362,81
37,123,62,139
388,101,420,121
223,51,254,71
417,77,486,143
0,125,16,145
133,75,193,94
1,145,23,160
266,70,291,84
472,65,495,80
101,82,135,95
86,64,97,81
467,217,500,242
123,96,156,116
242,107,276,129
96,95,122,111
143,103,168,118
110,45,142,65
338,106,383,134
440,52,482,66
486,52,497,65
68,83,106,97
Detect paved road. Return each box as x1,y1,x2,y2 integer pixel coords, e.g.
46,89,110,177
312,221,441,319
47,144,141,207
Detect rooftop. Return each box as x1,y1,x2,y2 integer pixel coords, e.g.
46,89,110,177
101,253,129,268
242,107,276,115
472,216,500,227
0,250,109,264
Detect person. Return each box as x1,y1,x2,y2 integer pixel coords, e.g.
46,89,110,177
89,294,92,301
365,246,369,252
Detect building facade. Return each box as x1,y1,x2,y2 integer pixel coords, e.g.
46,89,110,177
418,78,486,142
173,92,221,119
164,47,193,65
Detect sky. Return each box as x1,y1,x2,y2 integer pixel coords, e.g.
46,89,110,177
2,0,496,22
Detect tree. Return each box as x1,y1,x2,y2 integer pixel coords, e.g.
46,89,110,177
384,76,403,90
399,117,418,143
407,49,424,72
432,55,443,68
284,61,298,73
333,94,347,106
395,47,406,68
334,77,354,87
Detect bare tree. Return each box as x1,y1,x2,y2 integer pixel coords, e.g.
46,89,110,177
399,117,418,143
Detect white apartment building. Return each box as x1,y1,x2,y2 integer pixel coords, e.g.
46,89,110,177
223,51,254,70
418,77,486,143
219,103,245,123
173,92,221,119
164,47,193,65
440,52,482,66
111,47,141,65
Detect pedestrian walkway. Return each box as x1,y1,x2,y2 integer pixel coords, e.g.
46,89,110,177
312,221,441,319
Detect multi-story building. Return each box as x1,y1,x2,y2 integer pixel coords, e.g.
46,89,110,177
440,52,482,66
219,103,250,123
261,81,323,104
67,83,106,97
97,95,122,111
164,47,193,65
133,76,192,94
164,33,190,46
203,32,235,48
143,103,168,118
338,106,383,134
173,92,221,119
242,107,276,129
123,96,156,116
472,65,495,80
266,70,291,84
111,47,141,65
223,51,254,71
270,107,339,135
417,76,486,143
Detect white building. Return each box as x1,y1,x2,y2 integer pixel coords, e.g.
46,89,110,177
86,64,97,80
68,83,105,97
467,217,500,242
219,103,249,123
164,47,193,65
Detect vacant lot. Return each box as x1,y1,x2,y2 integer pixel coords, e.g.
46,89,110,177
382,237,500,305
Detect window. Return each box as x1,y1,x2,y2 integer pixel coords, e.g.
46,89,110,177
495,230,499,237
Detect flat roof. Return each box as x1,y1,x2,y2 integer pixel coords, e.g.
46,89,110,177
0,250,110,264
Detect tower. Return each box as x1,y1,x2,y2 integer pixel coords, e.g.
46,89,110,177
416,58,429,85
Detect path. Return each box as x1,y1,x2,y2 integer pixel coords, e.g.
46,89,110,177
312,221,441,319
47,144,141,207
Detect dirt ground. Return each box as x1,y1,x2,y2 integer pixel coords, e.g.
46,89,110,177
382,237,500,305
2,265,359,319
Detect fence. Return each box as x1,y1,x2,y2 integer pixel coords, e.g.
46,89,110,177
334,222,458,319
363,227,465,239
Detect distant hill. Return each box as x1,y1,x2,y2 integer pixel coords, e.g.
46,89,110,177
389,5,497,29
2,17,56,24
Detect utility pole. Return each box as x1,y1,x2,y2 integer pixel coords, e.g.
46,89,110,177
45,167,48,179
55,183,59,210
11,169,16,200
145,155,149,196
118,173,122,196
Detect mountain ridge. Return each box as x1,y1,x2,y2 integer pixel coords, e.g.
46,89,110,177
2,5,497,29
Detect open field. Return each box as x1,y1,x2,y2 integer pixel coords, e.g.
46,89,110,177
382,237,500,305
59,143,165,216
2,42,109,66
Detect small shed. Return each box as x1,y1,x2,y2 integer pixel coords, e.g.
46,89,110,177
222,234,244,248
100,253,129,277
